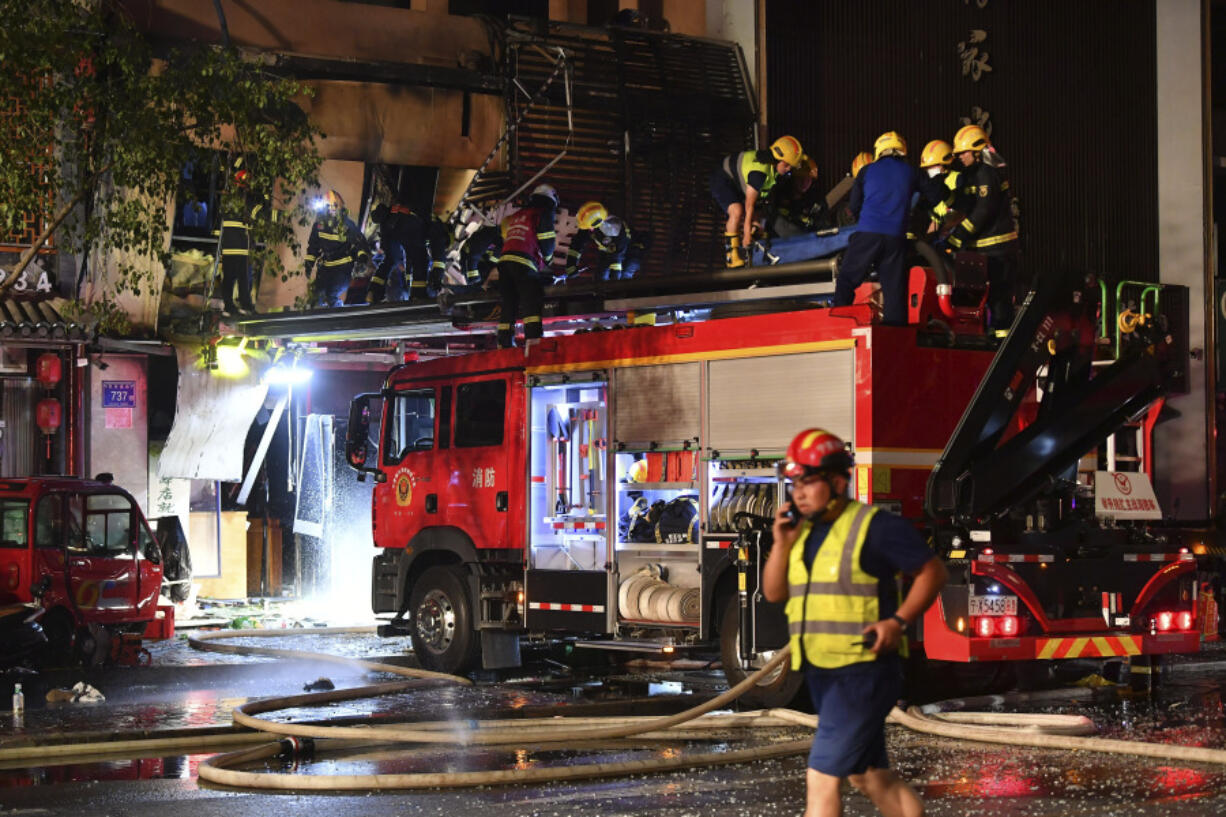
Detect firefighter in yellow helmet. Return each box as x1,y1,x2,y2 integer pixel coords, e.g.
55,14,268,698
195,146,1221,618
761,428,946,817
910,140,957,240
836,132,945,325
304,189,371,308
944,124,1021,334
710,134,805,268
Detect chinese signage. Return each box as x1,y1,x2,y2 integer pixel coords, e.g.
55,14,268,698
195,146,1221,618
102,381,135,408
1094,471,1161,520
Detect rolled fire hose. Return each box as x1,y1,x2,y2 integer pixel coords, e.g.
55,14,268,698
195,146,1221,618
8,627,1226,789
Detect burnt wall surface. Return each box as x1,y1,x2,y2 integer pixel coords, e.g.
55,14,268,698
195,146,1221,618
766,0,1158,284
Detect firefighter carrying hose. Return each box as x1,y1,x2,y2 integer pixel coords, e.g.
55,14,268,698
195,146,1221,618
761,428,947,817
496,183,558,348
304,190,371,308
710,135,805,267
938,124,1021,335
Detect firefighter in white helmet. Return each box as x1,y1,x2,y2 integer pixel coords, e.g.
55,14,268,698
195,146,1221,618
496,183,559,348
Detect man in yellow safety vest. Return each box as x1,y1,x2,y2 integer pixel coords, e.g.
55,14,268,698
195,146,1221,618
762,428,947,817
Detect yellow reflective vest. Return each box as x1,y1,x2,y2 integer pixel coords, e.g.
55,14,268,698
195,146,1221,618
722,151,779,198
785,501,880,670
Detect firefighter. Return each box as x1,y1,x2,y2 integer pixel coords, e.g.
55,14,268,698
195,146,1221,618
761,428,947,817
710,135,805,268
426,211,451,296
304,190,371,308
215,158,269,317
909,139,956,240
496,183,558,348
566,202,644,282
459,220,502,290
366,201,428,304
835,131,944,325
769,154,828,238
941,124,1021,334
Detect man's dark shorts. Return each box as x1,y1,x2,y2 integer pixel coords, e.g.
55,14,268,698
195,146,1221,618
804,656,902,777
709,169,743,213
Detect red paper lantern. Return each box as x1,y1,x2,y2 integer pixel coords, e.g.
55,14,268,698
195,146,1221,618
36,398,62,435
35,353,62,387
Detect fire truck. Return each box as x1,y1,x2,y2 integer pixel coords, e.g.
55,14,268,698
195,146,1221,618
345,262,1219,703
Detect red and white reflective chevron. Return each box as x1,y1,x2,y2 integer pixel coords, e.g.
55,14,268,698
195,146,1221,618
528,602,605,613
976,553,1054,563
551,520,606,531
1123,553,1194,562
706,541,733,549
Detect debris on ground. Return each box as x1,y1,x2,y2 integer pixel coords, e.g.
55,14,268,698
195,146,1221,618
303,677,335,692
45,682,106,704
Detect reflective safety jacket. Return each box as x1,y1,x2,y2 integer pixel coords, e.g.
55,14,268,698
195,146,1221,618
216,195,270,258
721,150,779,198
500,205,556,273
427,215,450,283
786,501,880,671
305,212,371,274
948,161,1018,254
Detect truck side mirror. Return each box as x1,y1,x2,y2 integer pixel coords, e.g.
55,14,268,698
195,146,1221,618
346,393,386,482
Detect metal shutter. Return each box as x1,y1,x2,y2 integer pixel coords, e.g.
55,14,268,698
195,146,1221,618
612,362,701,447
708,350,854,454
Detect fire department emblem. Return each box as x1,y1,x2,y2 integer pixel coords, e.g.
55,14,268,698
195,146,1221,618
1113,472,1132,495
394,471,414,506
977,185,989,197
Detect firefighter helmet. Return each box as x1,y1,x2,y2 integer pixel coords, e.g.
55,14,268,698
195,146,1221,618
953,124,989,154
920,139,953,169
322,189,343,216
577,201,607,230
770,135,804,169
531,183,559,208
627,458,649,483
874,131,907,160
598,215,623,238
781,428,853,479
851,151,873,178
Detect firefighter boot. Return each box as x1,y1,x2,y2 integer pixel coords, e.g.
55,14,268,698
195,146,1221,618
724,233,746,269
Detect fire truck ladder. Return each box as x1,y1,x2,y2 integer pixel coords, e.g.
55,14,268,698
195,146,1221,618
925,265,1185,526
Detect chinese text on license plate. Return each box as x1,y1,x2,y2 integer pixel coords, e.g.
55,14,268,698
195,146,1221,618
969,595,1018,616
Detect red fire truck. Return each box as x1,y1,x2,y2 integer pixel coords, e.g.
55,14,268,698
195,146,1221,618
346,263,1218,703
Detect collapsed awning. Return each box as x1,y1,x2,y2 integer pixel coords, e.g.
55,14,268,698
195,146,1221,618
159,344,268,481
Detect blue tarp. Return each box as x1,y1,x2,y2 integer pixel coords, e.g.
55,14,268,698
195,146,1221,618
749,224,859,266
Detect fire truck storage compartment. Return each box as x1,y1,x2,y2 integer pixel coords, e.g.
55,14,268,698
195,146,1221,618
526,375,611,632
706,349,854,453
611,362,703,629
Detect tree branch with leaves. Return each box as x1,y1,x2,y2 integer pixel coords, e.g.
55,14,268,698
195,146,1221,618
0,0,322,309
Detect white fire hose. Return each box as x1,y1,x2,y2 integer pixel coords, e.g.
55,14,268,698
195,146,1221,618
4,627,1226,792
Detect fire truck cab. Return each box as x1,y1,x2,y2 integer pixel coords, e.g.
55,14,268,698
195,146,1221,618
348,265,1216,701
0,475,165,663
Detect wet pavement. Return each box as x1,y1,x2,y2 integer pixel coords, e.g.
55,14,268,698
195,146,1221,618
1,627,1225,815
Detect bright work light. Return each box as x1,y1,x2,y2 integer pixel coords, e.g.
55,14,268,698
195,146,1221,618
265,364,312,385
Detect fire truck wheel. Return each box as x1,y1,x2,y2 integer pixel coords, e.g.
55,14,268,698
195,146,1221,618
408,565,480,675
718,597,804,708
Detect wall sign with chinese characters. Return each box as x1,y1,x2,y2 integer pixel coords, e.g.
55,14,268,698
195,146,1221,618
102,380,135,429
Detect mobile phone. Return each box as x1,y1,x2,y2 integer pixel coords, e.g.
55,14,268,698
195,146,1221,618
852,630,878,648
783,498,800,527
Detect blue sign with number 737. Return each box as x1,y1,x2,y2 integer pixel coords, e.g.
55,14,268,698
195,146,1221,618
101,381,135,408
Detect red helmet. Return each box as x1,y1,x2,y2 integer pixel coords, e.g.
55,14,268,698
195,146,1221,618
782,428,853,479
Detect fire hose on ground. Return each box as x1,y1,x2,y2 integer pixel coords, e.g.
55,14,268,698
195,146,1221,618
4,626,1226,790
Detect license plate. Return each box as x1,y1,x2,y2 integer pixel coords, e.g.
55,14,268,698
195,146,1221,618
969,595,1017,616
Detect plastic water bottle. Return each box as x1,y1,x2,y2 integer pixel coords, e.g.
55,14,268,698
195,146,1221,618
12,683,24,718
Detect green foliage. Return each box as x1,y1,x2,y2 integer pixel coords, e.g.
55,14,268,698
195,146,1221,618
0,0,322,308
59,295,133,337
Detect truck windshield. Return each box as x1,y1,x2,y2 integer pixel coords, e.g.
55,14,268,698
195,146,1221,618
0,500,27,548
384,389,435,464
